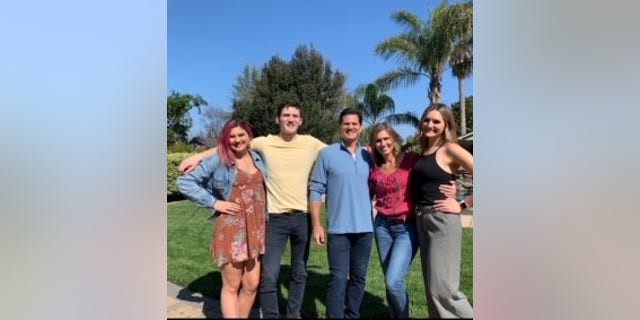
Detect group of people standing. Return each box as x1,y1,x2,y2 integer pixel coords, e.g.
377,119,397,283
176,101,474,318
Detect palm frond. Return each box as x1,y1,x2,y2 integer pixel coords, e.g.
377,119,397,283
374,36,418,62
390,11,422,32
374,68,427,92
386,111,420,129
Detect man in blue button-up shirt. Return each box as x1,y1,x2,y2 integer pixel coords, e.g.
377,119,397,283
309,108,374,319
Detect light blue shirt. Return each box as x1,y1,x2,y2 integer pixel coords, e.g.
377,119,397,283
309,141,373,234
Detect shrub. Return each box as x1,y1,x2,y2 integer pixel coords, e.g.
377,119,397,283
459,139,473,154
168,141,198,153
167,152,195,201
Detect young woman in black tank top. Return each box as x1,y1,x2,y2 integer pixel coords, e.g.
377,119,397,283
409,103,474,318
410,144,456,207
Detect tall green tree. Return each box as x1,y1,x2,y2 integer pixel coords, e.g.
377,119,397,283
374,0,472,105
232,57,289,138
167,91,208,146
232,65,261,107
232,45,346,143
448,1,473,135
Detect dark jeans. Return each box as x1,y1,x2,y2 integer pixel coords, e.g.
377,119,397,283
325,232,373,318
259,211,311,318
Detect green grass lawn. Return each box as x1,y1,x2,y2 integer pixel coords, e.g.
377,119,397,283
168,200,473,318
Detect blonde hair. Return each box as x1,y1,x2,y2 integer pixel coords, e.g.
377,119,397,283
417,103,458,152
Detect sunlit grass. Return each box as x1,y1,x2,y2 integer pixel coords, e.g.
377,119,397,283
168,200,473,318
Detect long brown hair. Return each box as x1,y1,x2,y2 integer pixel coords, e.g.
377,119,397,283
417,103,458,152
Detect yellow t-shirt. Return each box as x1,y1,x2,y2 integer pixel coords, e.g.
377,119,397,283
250,134,326,213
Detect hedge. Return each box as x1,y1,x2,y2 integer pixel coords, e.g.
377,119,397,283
167,152,195,201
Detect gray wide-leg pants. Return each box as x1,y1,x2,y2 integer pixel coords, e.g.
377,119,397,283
416,208,473,319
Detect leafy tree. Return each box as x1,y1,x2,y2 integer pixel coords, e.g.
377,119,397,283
374,0,472,104
451,95,473,136
194,104,232,142
231,64,262,133
402,134,422,153
233,56,293,138
167,91,208,146
231,45,346,143
232,65,261,103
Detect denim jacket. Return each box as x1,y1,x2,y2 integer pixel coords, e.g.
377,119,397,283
176,150,267,219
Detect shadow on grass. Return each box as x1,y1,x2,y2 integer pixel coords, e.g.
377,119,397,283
180,265,387,318
278,265,387,319
185,271,222,300
179,271,260,318
180,271,221,318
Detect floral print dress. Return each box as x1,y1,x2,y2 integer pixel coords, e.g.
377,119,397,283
211,169,266,267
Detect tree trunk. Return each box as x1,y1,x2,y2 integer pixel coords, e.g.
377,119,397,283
428,70,442,104
459,76,466,135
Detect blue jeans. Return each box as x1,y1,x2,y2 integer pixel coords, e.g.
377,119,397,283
325,232,373,318
259,212,311,318
374,215,419,318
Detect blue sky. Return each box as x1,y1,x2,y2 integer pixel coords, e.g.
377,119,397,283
168,0,472,140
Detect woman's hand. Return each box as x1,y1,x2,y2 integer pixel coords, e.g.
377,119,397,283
433,197,462,214
439,180,457,198
213,200,241,215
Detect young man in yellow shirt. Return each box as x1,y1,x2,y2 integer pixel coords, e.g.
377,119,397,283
179,102,326,319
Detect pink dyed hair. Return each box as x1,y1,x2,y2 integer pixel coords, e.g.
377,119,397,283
216,119,254,167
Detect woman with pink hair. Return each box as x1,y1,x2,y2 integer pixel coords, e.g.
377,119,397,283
177,119,268,318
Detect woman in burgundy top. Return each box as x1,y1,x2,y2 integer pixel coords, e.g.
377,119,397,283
409,103,474,318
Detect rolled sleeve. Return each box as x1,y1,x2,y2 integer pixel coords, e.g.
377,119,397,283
176,156,217,209
308,151,327,202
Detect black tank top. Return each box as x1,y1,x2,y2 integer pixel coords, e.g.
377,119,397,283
410,148,455,206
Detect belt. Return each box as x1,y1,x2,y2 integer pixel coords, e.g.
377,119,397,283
273,210,306,215
379,214,411,224
415,205,438,216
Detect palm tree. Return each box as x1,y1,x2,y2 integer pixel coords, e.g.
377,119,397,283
374,0,472,105
448,1,473,135
348,83,420,144
351,83,395,127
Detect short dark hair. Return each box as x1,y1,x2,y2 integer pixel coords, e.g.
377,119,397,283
338,108,362,124
277,101,302,118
